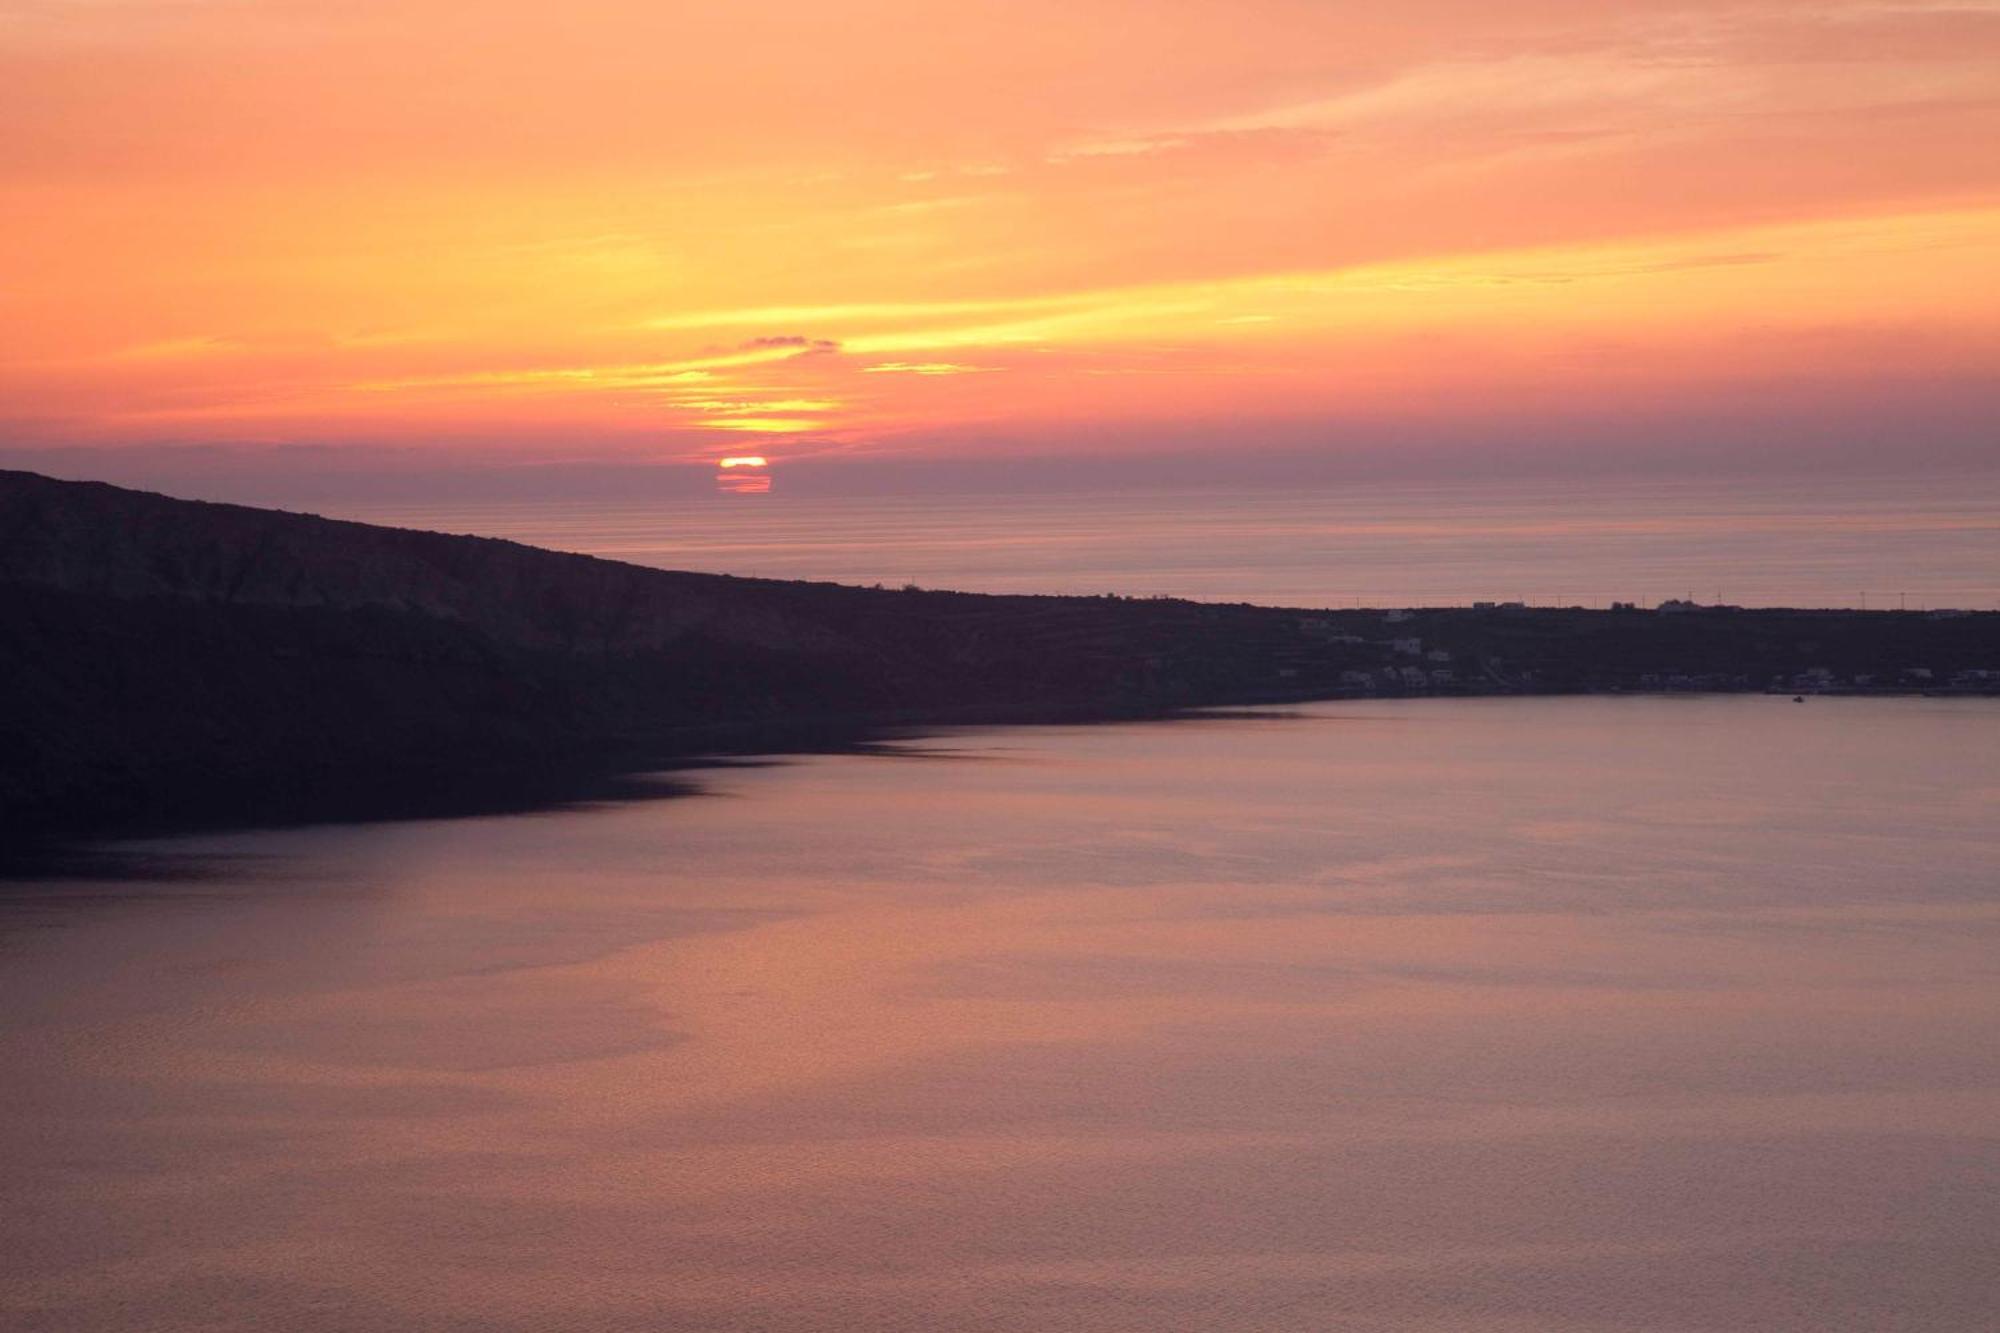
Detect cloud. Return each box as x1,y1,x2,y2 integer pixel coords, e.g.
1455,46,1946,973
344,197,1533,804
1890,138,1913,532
860,362,994,375
1047,135,1193,163
644,298,1082,331
1055,7,2000,175
696,416,823,433
684,398,838,413
740,335,842,356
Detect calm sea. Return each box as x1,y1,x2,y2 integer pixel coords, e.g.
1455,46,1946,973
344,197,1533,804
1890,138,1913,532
319,475,2000,609
4,697,1997,1330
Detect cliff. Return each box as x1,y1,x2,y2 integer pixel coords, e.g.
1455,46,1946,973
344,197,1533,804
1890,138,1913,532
3,469,1995,835
0,470,1331,832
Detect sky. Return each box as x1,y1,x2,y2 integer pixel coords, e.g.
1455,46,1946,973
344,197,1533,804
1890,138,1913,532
2,0,1997,493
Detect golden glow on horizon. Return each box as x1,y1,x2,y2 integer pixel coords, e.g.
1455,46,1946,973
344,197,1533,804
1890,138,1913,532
2,0,1996,468
703,418,822,434
715,455,772,494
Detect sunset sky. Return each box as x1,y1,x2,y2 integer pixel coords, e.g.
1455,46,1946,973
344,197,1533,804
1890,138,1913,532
3,0,1997,490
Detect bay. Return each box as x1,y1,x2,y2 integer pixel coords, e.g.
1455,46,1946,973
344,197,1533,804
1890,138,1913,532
4,697,1997,1330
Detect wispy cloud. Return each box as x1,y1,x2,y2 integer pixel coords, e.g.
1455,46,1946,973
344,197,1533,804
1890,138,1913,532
8,0,1995,464
1059,6,2000,166
345,203,1996,453
740,335,842,355
642,296,1093,332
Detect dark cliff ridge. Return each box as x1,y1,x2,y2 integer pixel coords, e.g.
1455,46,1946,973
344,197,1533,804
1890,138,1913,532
3,468,1996,836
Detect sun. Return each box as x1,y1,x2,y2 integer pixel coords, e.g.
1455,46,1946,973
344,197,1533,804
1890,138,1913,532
715,453,772,494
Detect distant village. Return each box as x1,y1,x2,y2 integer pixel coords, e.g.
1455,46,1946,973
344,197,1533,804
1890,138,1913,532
1273,600,2000,699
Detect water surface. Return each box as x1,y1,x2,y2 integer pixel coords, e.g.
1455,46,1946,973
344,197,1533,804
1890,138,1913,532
325,475,2000,610
3,698,1997,1331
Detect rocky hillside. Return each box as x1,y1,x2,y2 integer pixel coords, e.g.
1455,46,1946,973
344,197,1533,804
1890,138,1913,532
0,471,1341,832
4,470,1995,836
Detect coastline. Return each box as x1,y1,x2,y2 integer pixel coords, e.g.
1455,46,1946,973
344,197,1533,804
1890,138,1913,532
5,468,1996,843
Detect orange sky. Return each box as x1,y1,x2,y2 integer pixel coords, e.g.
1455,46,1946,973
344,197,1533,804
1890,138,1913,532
3,0,1997,480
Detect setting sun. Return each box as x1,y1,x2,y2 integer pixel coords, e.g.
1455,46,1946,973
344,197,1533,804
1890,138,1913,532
2,0,1993,483
3,6,1998,1331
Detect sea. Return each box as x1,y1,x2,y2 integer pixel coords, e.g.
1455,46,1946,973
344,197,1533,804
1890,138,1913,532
315,474,2000,610
4,696,1997,1331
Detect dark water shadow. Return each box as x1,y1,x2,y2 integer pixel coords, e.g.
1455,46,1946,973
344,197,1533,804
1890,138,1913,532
0,846,265,939
2,768,711,872
0,844,228,887
1,702,1373,891
1173,707,1326,722
0,724,945,889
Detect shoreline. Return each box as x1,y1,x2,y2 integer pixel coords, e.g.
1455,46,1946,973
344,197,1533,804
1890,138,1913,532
6,469,1996,845
10,688,1997,859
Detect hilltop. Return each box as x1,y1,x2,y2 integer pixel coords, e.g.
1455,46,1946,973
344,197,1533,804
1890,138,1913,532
3,469,1995,835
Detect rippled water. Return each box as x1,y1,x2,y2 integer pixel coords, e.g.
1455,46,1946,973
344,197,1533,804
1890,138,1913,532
4,697,1998,1331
